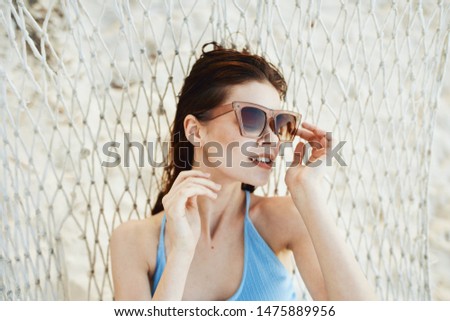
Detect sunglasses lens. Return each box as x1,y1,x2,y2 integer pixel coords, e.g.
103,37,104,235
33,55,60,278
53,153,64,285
241,106,266,137
275,114,297,141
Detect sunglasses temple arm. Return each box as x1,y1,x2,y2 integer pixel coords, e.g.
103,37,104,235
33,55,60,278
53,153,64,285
207,109,234,120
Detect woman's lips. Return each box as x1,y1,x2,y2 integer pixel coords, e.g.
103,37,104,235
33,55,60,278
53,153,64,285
248,157,273,169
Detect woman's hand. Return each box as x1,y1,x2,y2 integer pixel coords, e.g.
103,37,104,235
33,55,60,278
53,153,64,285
285,122,331,191
284,123,378,300
161,170,221,255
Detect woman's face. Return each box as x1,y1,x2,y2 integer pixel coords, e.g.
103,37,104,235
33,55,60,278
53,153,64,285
194,80,282,187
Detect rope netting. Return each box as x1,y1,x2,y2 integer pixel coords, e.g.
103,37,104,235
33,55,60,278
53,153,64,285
1,0,448,300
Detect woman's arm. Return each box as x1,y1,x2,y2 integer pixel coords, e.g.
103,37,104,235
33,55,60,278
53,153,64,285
286,122,378,300
110,221,197,301
110,219,196,301
111,170,219,300
110,221,152,300
150,248,194,300
289,184,378,300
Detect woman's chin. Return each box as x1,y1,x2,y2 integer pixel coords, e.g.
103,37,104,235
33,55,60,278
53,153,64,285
242,176,270,188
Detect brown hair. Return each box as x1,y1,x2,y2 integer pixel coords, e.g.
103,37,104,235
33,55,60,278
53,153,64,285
151,42,287,215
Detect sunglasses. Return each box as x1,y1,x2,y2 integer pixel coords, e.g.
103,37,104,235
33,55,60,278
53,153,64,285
206,101,301,142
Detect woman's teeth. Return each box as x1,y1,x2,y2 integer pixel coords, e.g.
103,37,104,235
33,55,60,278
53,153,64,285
249,156,272,164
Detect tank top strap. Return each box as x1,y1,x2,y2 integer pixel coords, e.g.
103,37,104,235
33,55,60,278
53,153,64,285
151,215,166,296
157,215,166,260
244,190,251,218
160,214,166,234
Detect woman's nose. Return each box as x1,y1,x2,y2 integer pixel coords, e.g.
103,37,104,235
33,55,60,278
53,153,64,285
258,124,280,147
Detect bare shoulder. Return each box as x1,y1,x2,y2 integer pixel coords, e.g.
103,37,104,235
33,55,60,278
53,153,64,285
110,211,166,300
251,193,304,228
110,212,165,276
253,194,299,217
249,193,307,252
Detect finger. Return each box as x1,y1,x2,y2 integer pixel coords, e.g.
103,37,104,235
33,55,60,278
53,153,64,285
313,133,332,155
168,179,220,206
311,146,326,159
295,127,319,141
295,128,326,146
293,141,306,165
306,150,326,166
166,185,218,214
172,169,211,186
300,122,327,137
180,176,222,192
180,185,218,201
185,194,198,210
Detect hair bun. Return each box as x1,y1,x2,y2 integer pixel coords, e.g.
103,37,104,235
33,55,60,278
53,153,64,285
202,41,223,54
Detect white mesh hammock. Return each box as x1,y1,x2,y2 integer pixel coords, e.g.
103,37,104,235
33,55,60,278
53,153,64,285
1,0,449,300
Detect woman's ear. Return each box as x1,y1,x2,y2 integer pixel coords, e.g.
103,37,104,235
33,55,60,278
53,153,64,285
184,114,203,147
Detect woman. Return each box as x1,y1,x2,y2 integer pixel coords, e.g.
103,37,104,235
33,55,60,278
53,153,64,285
110,42,377,300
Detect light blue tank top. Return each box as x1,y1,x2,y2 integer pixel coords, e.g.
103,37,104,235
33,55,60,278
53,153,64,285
151,190,298,300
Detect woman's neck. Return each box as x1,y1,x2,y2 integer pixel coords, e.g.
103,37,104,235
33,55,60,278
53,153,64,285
196,181,246,244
